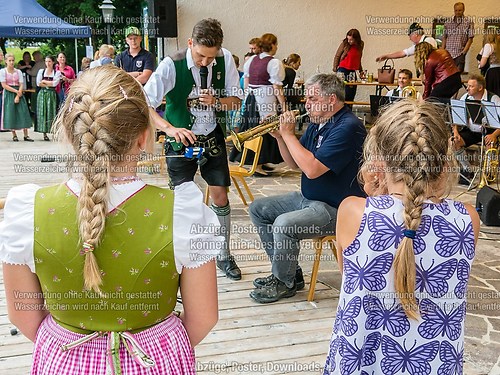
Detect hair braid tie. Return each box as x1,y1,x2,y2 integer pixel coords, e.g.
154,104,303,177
403,229,416,239
82,242,94,254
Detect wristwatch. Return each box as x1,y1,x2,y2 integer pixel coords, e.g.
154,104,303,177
214,97,223,111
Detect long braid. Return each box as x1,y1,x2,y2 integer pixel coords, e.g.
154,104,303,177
366,100,453,319
53,65,150,293
75,94,114,292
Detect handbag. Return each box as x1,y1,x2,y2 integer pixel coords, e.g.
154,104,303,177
377,59,396,84
477,53,490,76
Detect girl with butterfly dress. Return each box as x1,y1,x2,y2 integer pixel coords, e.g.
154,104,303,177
324,100,480,375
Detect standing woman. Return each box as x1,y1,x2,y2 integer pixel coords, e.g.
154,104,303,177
414,42,462,99
17,51,35,110
55,52,76,104
333,29,364,103
478,32,500,96
0,50,4,125
0,54,33,142
242,33,286,174
36,56,61,141
282,53,301,90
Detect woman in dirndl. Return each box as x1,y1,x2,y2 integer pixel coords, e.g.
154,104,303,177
0,53,33,141
36,56,61,141
0,66,219,375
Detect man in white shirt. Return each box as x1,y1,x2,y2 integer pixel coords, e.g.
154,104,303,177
144,18,244,280
376,23,437,62
385,69,422,99
452,74,500,182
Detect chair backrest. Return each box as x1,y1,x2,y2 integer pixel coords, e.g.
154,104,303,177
239,136,263,175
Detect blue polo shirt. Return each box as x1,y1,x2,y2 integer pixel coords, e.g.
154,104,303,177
115,48,155,74
299,105,366,208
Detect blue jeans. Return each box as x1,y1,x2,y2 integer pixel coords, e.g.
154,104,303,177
249,192,338,287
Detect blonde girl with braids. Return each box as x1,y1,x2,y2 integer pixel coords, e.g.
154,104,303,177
324,100,480,375
1,65,220,374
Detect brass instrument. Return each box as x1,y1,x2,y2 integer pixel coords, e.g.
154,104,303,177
230,110,306,151
479,144,499,188
401,85,417,98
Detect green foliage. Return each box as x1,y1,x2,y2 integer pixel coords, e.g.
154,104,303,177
5,47,39,64
6,0,144,67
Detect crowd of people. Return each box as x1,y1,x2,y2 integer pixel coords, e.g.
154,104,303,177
0,1,498,373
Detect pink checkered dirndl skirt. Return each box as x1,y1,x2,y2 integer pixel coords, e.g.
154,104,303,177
31,314,195,375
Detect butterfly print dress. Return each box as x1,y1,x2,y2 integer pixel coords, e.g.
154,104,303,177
324,195,475,375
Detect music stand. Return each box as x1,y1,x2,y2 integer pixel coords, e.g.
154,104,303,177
450,99,468,126
450,99,481,189
462,101,497,190
481,100,500,129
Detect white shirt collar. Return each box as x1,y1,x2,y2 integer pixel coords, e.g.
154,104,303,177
467,90,488,101
186,47,217,71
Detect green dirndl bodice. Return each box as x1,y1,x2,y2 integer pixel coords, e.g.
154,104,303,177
34,183,179,334
36,87,57,133
0,86,32,130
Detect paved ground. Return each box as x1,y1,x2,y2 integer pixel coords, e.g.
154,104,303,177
0,131,500,374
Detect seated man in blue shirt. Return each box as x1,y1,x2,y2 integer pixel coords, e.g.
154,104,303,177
249,73,367,303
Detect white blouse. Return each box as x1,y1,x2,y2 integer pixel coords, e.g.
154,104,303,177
0,180,222,274
36,69,61,87
0,68,23,85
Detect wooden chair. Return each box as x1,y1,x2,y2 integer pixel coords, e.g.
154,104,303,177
0,198,5,210
205,136,263,205
308,235,338,302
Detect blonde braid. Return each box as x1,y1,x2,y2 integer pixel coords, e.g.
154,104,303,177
53,65,151,293
366,100,453,319
75,94,116,292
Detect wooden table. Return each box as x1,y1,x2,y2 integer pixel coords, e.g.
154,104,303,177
345,80,422,96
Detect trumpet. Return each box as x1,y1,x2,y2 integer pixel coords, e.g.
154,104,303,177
479,144,499,188
230,110,306,151
401,85,417,98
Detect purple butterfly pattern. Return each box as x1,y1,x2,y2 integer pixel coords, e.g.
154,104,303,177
368,195,395,209
418,299,466,340
338,332,381,375
343,253,393,294
325,195,474,375
324,337,340,374
367,212,404,251
344,214,366,256
334,296,361,336
438,341,464,375
367,212,431,253
454,259,471,299
363,294,410,337
433,216,475,260
423,200,451,215
415,258,457,298
453,201,468,215
381,337,439,375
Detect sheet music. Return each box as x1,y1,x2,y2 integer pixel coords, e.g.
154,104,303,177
481,100,500,129
450,99,468,126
